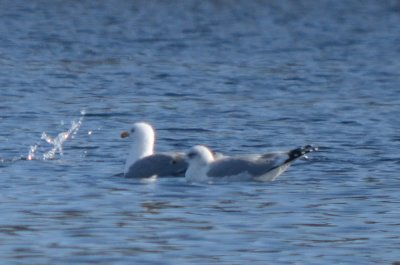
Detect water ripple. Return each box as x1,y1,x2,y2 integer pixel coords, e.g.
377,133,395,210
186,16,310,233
1,1,400,264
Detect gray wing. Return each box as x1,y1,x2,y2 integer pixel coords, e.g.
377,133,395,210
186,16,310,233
207,152,289,178
207,145,317,179
125,153,188,178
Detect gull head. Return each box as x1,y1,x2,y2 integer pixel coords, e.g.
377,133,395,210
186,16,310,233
186,145,215,165
185,145,215,183
121,122,155,144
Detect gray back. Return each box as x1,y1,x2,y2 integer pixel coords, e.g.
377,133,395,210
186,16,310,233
207,154,286,178
125,153,188,178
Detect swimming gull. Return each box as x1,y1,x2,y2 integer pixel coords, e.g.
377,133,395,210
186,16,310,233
121,122,187,178
185,145,317,183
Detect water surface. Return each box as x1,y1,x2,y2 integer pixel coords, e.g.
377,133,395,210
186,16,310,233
1,1,400,264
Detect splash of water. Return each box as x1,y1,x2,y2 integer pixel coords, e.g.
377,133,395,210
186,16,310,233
27,144,38,161
28,110,86,160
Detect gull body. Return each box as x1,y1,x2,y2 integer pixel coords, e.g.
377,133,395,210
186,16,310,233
185,145,317,183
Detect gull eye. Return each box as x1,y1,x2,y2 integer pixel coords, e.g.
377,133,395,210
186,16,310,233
171,159,177,165
130,128,135,133
187,152,196,159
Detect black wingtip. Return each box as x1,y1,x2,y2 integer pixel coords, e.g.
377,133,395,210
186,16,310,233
285,145,318,163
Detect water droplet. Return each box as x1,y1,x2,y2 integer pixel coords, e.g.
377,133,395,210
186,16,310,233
28,111,85,161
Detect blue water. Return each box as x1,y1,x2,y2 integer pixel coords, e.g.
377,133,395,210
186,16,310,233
1,1,400,264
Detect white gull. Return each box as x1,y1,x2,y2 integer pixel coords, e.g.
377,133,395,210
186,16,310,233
121,122,187,178
185,144,317,183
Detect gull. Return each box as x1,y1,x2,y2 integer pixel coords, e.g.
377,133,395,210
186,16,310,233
121,122,187,178
185,144,317,183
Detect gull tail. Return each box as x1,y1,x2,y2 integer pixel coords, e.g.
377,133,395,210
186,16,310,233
256,145,318,182
285,145,318,164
